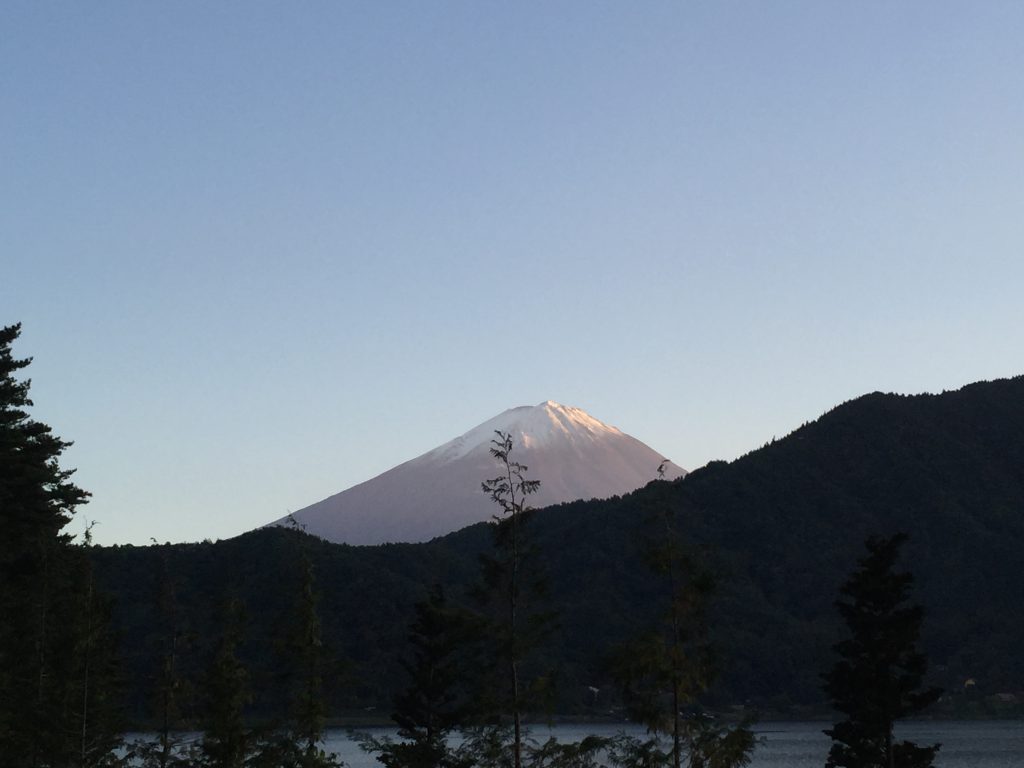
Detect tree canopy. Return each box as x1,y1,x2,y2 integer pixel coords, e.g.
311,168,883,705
823,533,941,768
0,322,120,766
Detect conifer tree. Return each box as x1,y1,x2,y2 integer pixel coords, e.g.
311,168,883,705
289,549,332,763
63,523,124,767
823,533,941,768
199,598,252,768
0,323,99,766
251,524,342,768
360,585,477,768
133,543,192,767
152,546,186,765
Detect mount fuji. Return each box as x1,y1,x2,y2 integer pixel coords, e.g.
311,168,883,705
272,401,686,545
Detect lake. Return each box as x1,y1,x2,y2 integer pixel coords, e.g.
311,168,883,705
322,720,1024,767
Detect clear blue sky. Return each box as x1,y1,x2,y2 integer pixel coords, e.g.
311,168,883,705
4,3,1023,545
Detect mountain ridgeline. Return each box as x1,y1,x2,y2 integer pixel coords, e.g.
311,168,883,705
94,377,1024,721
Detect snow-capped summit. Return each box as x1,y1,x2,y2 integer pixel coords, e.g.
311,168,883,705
272,401,686,545
427,401,625,462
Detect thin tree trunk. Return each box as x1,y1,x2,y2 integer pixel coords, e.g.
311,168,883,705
81,570,94,765
32,545,51,768
510,465,522,768
158,549,177,768
673,684,681,768
666,510,682,768
159,638,175,768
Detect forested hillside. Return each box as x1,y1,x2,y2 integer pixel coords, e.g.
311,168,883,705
94,376,1024,722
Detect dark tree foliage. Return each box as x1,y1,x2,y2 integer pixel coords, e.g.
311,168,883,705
823,533,941,768
361,585,478,768
523,734,610,767
612,557,713,763
251,533,343,768
292,551,328,749
63,525,124,767
199,598,252,768
0,323,123,767
393,586,477,749
612,492,754,768
131,544,194,767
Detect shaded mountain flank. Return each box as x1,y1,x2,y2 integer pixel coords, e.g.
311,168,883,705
94,377,1024,721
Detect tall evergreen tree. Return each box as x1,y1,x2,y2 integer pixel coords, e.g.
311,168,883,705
360,585,477,768
289,549,332,762
199,598,252,768
132,543,193,768
0,323,99,766
251,533,343,768
823,533,941,768
63,523,124,767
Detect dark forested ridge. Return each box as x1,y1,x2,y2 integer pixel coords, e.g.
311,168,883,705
93,376,1024,722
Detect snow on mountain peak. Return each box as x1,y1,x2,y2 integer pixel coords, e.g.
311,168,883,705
428,401,623,463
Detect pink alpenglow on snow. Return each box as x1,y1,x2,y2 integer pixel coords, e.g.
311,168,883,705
271,401,686,545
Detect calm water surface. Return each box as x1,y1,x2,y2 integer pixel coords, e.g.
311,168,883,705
323,721,1024,767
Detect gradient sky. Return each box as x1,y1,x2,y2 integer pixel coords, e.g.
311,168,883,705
4,3,1023,545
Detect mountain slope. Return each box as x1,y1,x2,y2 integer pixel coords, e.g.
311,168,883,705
95,376,1024,719
645,376,1024,703
272,400,685,545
